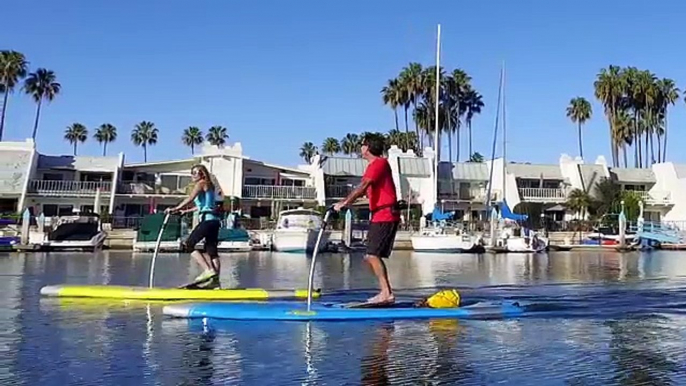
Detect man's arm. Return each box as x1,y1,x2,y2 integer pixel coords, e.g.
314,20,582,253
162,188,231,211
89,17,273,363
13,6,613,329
334,179,371,211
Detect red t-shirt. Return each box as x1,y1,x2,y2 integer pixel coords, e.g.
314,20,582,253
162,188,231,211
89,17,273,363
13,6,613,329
362,157,400,223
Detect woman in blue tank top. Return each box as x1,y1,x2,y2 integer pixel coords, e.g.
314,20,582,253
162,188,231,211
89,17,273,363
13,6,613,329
165,164,222,288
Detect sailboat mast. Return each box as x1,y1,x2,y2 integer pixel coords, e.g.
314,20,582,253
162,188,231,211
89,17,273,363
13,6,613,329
433,24,441,198
501,62,507,202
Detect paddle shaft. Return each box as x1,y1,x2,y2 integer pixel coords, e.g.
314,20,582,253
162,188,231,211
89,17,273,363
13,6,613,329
148,213,171,288
306,209,332,311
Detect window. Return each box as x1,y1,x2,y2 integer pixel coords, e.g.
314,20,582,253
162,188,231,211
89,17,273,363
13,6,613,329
43,173,63,181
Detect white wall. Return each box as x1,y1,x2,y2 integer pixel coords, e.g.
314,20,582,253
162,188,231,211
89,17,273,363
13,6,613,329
652,162,686,223
559,154,584,191
205,156,243,199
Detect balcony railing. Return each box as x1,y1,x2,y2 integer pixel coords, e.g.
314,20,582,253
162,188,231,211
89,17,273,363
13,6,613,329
242,185,317,200
438,187,489,202
117,181,188,196
518,187,567,202
28,180,112,197
625,190,672,205
326,185,354,199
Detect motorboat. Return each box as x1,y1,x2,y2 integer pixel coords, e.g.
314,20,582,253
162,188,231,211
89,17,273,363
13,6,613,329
271,208,329,253
30,213,107,251
133,213,185,252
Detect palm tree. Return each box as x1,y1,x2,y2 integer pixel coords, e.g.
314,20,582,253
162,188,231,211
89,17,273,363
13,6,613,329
398,63,424,144
565,188,591,220
468,152,484,163
206,125,228,148
93,124,117,156
658,78,679,162
64,123,88,156
23,68,61,141
594,65,624,167
182,126,204,154
299,142,317,164
381,78,402,132
0,50,28,140
321,137,341,156
464,89,484,157
566,97,592,159
341,133,359,157
131,121,158,162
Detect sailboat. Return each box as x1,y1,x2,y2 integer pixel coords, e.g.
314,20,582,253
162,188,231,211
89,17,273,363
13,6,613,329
410,24,486,254
486,64,548,253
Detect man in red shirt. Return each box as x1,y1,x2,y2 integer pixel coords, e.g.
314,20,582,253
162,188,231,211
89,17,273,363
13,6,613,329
334,135,400,305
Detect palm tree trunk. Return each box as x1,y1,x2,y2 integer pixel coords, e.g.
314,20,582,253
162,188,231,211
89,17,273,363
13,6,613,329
578,122,584,159
73,142,77,156
191,144,195,155
663,118,668,162
468,120,473,157
394,109,399,132
31,99,43,140
0,88,10,141
102,143,107,156
645,126,649,167
455,124,460,163
623,145,628,168
404,107,409,133
447,129,453,167
634,114,640,168
657,132,662,162
143,143,147,162
650,130,655,165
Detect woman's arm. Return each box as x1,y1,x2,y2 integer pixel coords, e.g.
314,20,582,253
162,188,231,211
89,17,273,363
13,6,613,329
166,181,205,214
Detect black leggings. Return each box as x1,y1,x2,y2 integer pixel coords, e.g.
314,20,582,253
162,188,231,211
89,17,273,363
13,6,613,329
184,219,220,258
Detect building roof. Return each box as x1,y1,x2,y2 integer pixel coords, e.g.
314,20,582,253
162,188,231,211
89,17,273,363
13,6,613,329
321,157,368,176
578,164,607,192
398,158,431,176
506,163,563,180
438,162,489,181
38,154,120,172
0,150,32,195
609,167,656,184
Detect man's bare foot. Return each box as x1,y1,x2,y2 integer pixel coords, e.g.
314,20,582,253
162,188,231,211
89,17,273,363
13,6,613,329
367,292,395,305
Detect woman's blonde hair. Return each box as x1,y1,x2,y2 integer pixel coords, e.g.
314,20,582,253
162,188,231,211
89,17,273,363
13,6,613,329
191,164,217,191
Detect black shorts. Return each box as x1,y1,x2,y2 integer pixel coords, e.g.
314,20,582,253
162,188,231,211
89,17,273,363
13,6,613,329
184,219,220,258
366,221,399,258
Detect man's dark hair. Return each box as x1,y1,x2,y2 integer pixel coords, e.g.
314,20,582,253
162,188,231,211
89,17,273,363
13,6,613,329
363,134,385,156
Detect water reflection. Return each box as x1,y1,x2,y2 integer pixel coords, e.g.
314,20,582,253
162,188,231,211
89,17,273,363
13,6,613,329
4,249,686,384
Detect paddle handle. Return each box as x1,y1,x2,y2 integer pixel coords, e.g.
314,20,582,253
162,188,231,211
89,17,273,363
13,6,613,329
306,207,334,311
148,213,171,288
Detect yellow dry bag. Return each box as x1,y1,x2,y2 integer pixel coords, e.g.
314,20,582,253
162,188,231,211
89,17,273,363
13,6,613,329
425,289,461,309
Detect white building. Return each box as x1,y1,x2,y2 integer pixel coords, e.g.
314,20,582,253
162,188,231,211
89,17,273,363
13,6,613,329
0,138,683,227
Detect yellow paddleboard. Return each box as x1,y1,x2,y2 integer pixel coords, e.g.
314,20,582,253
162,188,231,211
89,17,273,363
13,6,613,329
39,285,320,301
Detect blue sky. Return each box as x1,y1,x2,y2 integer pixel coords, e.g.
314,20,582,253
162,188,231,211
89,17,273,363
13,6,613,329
3,0,686,167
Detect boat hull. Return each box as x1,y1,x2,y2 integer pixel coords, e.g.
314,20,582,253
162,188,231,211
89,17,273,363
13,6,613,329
411,233,484,253
272,230,329,253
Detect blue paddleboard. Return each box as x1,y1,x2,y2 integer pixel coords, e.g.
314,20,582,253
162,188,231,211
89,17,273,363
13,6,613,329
163,300,524,321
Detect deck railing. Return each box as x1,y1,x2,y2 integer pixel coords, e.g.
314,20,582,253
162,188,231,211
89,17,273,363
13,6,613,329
625,190,672,205
518,187,567,202
326,185,354,199
242,185,317,200
28,180,112,197
117,181,187,196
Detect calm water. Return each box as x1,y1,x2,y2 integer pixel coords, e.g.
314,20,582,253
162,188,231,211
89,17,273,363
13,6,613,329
2,250,686,385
